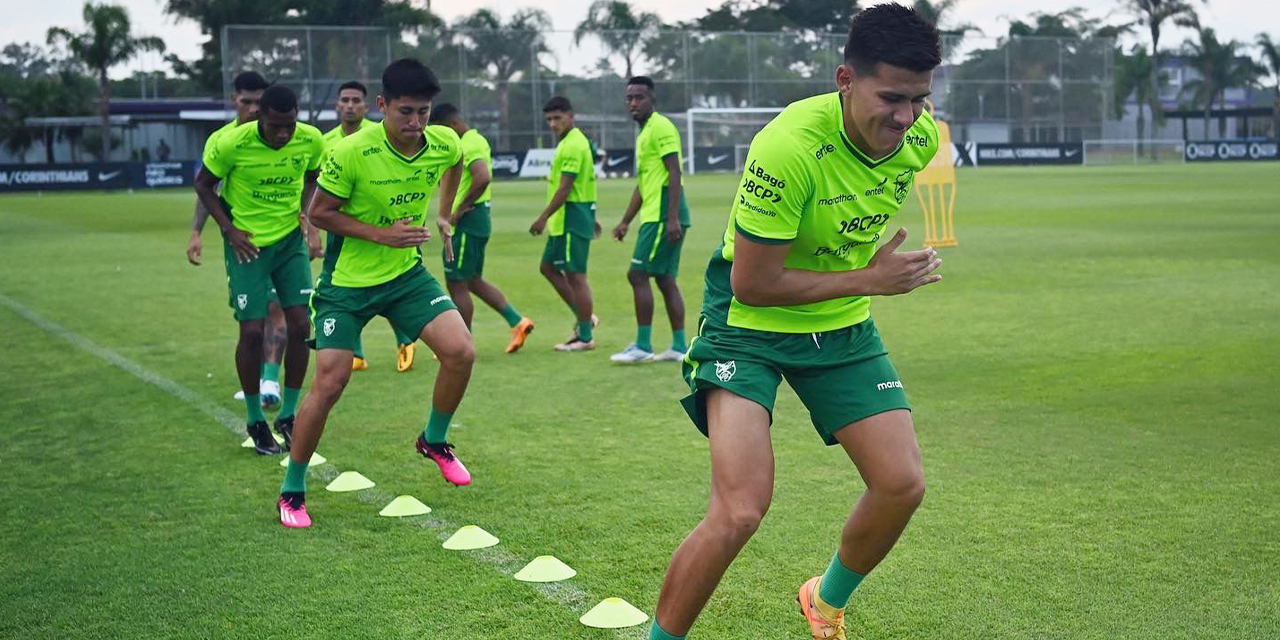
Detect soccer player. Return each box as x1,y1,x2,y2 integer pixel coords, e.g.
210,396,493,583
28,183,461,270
529,96,599,352
194,85,325,456
185,71,288,410
646,6,944,640
429,103,535,353
278,58,475,529
610,76,691,364
322,79,419,372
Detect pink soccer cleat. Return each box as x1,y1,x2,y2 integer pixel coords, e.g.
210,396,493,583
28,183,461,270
278,493,311,528
415,435,472,486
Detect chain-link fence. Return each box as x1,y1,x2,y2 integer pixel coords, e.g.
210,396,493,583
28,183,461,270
223,26,1113,151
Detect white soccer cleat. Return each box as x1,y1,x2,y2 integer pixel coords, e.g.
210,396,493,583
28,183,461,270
233,390,246,401
610,343,655,363
651,348,686,362
260,379,282,410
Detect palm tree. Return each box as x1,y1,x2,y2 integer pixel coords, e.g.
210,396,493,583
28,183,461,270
1257,33,1280,139
911,0,980,60
1124,0,1200,151
573,0,663,79
1181,27,1261,137
455,8,551,149
1115,45,1157,145
48,3,164,161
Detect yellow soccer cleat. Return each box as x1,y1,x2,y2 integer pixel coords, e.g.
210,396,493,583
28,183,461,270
505,317,535,354
797,576,847,640
352,356,369,371
397,343,416,372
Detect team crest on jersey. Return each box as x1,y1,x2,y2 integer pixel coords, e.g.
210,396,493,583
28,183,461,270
290,155,305,171
715,360,736,382
322,318,336,336
236,294,248,310
893,170,913,204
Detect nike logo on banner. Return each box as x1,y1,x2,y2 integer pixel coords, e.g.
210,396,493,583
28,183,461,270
708,154,729,165
98,171,123,181
1064,149,1080,158
606,156,629,167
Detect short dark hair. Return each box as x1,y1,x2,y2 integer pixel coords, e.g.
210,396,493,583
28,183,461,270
844,3,942,75
338,80,367,97
627,76,655,91
542,96,573,113
428,103,461,125
381,58,441,102
260,85,298,114
233,71,269,93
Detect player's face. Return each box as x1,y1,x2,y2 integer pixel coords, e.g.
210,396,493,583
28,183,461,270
378,95,432,146
233,89,264,124
259,108,298,149
336,89,367,124
544,111,573,137
837,62,932,157
624,85,654,123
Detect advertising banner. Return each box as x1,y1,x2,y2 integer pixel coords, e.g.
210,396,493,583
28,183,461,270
1184,140,1280,162
0,163,131,192
974,143,1083,165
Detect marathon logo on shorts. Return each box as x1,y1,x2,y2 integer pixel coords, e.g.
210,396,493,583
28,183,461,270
430,295,450,305
715,360,736,382
323,318,336,336
876,380,903,391
236,294,248,310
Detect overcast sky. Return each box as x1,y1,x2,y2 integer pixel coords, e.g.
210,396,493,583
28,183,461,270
3,0,1275,78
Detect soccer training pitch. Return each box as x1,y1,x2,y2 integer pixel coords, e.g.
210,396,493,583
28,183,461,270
1,165,1277,639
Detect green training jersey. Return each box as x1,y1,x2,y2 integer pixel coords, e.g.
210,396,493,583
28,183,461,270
204,119,241,154
322,118,377,152
635,112,690,225
702,92,939,333
453,128,493,238
317,122,462,288
202,120,325,247
546,127,597,237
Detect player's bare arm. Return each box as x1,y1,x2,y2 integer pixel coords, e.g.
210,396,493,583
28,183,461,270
308,189,430,248
613,187,643,241
451,159,490,225
661,153,684,243
186,199,210,265
300,169,323,259
194,167,258,263
730,228,941,307
436,159,463,262
530,173,576,235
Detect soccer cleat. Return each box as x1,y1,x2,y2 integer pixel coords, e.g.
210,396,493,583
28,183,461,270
278,492,311,528
652,348,686,362
274,415,294,451
797,576,847,640
247,420,282,455
397,343,416,372
352,356,369,371
610,343,655,363
505,317,535,354
415,435,471,486
233,390,246,401
554,337,596,352
564,314,601,343
260,379,282,410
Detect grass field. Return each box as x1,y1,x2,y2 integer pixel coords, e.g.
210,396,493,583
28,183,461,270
1,164,1278,640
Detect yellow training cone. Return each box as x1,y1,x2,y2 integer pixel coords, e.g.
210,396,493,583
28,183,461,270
241,432,285,448
579,597,648,629
325,471,375,492
279,452,326,467
379,495,432,517
514,556,576,583
442,525,499,550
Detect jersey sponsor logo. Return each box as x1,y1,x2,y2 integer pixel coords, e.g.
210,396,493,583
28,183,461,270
430,295,450,305
838,213,890,234
376,212,423,226
707,153,729,165
893,170,913,204
817,193,857,206
251,189,299,202
903,133,929,148
362,147,382,157
814,143,837,160
322,318,336,336
737,194,777,217
387,191,427,206
742,159,785,204
429,143,452,152
876,380,903,391
813,234,880,258
714,360,736,382
258,176,295,185
237,294,248,310
864,177,888,197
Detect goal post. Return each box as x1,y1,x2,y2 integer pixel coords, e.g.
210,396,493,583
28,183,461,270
1082,139,1187,166
686,107,783,174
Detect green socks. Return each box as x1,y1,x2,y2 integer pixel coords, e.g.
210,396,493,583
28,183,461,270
648,621,685,640
281,458,308,493
672,328,688,352
279,387,301,420
577,321,594,343
261,362,280,384
817,551,865,608
244,394,266,424
423,409,453,444
499,303,524,328
636,325,653,352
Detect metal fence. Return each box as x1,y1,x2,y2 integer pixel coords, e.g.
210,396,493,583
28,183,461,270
223,26,1113,151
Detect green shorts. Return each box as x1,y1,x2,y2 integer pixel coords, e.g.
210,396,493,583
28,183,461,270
309,263,457,351
443,231,488,282
631,221,689,277
680,316,910,446
541,233,591,274
223,227,312,322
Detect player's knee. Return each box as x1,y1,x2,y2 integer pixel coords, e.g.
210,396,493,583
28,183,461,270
627,269,648,287
876,467,926,510
312,367,350,400
539,262,557,279
656,276,680,293
715,502,768,541
284,319,309,344
238,323,265,348
437,337,476,370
